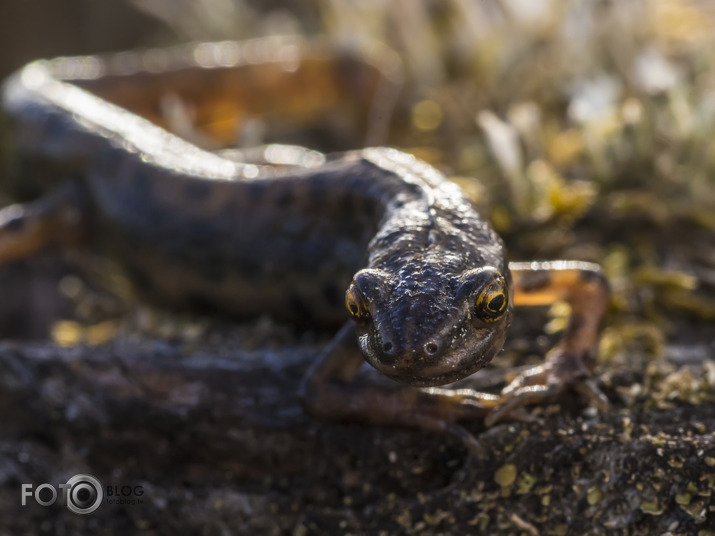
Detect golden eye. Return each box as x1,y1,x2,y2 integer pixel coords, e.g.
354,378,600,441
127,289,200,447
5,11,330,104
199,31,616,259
345,283,370,324
475,276,508,323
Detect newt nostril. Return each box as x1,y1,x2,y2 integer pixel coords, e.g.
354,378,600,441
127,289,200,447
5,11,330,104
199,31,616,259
382,341,394,354
424,341,440,355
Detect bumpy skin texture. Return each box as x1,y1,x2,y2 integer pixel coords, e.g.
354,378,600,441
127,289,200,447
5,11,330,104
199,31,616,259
348,151,512,385
1,39,513,388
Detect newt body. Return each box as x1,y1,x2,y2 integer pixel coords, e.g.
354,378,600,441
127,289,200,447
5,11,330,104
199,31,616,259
1,38,609,449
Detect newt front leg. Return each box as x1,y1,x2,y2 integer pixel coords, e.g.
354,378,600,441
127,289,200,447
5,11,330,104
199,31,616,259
485,261,610,425
300,323,497,455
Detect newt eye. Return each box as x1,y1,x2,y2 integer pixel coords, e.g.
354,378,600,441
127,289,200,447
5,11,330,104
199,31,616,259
474,275,508,323
345,283,370,324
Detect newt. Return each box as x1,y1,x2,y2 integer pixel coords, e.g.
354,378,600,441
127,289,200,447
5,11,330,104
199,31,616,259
0,37,610,452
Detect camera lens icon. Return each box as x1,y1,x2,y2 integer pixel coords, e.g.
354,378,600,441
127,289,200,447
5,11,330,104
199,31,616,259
65,474,103,514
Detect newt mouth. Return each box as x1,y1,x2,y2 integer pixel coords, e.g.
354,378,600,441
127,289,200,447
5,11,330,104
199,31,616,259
359,328,505,387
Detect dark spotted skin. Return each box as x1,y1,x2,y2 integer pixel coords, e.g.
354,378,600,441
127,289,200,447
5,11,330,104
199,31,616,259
0,38,609,449
347,153,513,385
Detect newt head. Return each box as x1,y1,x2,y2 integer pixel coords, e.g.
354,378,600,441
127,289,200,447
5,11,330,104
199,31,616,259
345,265,513,387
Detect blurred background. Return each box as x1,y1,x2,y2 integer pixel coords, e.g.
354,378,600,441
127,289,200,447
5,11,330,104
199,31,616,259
0,2,714,533
0,0,713,400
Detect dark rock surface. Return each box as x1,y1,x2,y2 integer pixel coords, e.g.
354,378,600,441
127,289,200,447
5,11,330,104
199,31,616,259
0,314,713,535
